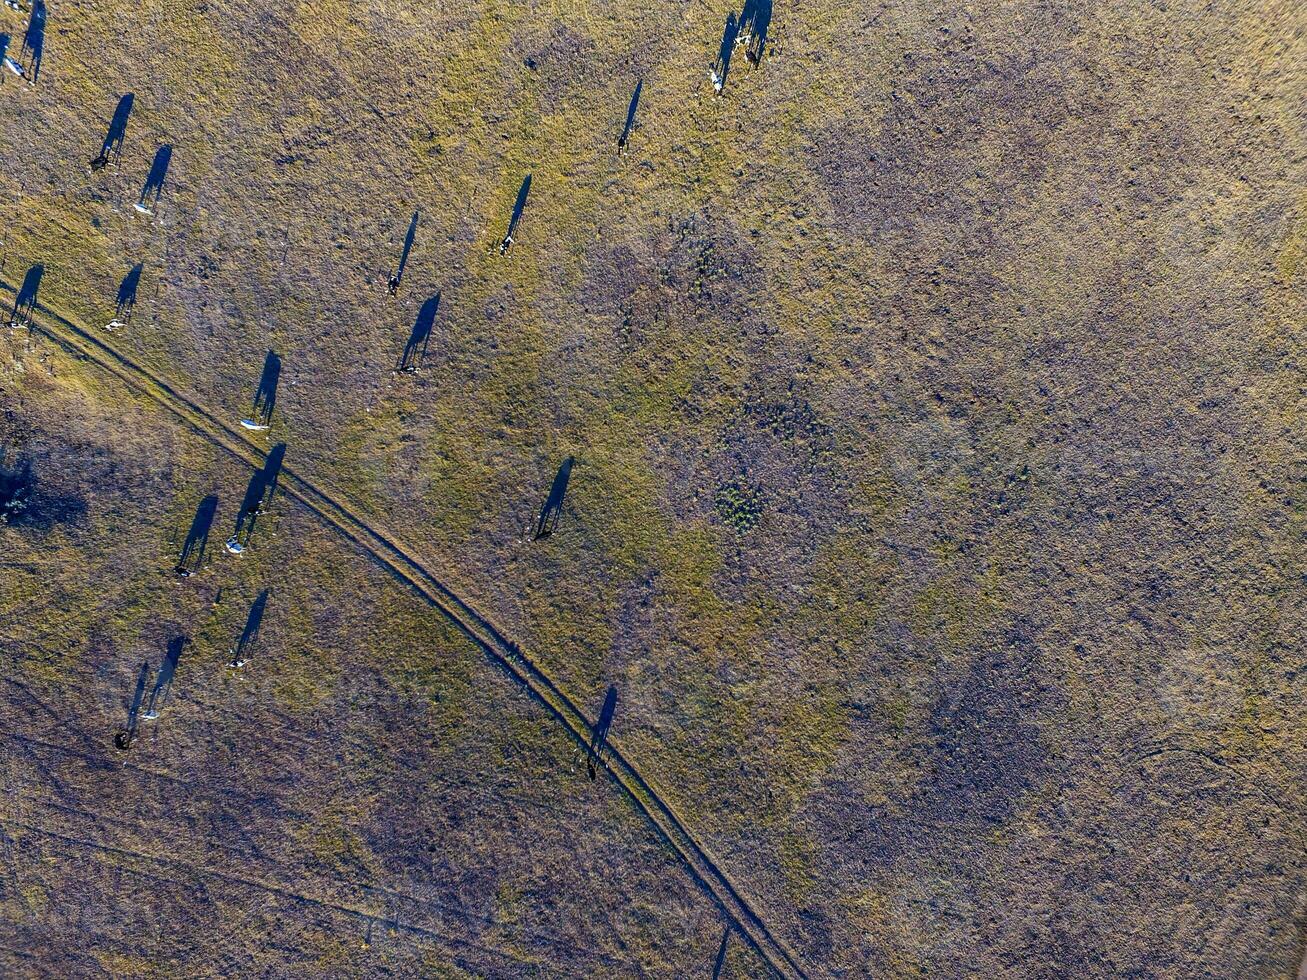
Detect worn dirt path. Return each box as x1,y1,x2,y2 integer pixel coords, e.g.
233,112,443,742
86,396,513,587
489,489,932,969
2,282,812,980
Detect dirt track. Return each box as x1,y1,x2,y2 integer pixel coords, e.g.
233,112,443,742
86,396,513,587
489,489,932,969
4,278,810,980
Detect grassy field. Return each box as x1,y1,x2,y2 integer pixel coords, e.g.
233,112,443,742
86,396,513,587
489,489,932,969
2,0,1305,976
0,361,769,976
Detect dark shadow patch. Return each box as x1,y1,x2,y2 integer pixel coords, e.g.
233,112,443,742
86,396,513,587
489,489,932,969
244,349,280,427
227,470,266,552
113,262,143,323
586,684,618,779
738,0,772,66
176,493,218,576
499,174,531,255
0,450,87,530
711,13,739,94
227,445,285,553
20,0,43,82
137,144,173,213
712,926,731,979
238,469,268,525
10,263,43,327
534,456,573,540
230,588,269,667
388,209,419,294
397,293,439,372
115,660,151,749
142,636,186,720
261,442,286,499
91,93,133,170
618,78,642,152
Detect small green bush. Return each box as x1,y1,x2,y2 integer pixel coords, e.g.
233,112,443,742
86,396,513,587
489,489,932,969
713,480,763,534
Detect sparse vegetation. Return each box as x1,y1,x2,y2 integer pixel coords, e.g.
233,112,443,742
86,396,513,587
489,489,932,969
0,0,1304,976
713,479,763,534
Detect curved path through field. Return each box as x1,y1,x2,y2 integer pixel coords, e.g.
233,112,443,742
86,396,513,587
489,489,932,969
2,280,812,980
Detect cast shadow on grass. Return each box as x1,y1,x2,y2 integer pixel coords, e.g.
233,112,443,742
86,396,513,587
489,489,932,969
227,444,285,552
534,456,573,540
618,79,642,152
230,588,269,667
113,262,143,323
388,209,419,294
233,467,264,538
738,0,773,66
499,174,531,255
10,263,43,327
115,660,151,749
586,684,617,780
21,0,43,83
261,442,286,499
176,493,218,576
137,144,172,213
711,13,739,94
397,292,439,372
712,927,731,979
229,470,266,551
244,349,280,427
142,636,186,721
91,93,133,170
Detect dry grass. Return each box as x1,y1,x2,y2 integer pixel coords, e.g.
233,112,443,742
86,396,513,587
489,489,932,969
1,0,1305,975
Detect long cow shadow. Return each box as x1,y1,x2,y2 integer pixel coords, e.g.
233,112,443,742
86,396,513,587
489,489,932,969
389,209,419,294
142,637,186,721
534,456,574,540
230,588,270,667
587,685,618,779
227,443,286,553
500,174,531,254
738,0,773,66
115,660,151,749
711,13,739,94
21,0,44,83
136,144,173,214
261,442,286,499
243,349,280,428
177,493,219,576
113,262,143,324
228,470,267,552
397,293,439,372
712,927,731,979
10,263,43,327
618,79,642,152
92,93,134,169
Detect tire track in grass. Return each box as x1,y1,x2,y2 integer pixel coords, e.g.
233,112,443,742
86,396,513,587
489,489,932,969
3,799,644,975
0,816,571,976
4,283,812,980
